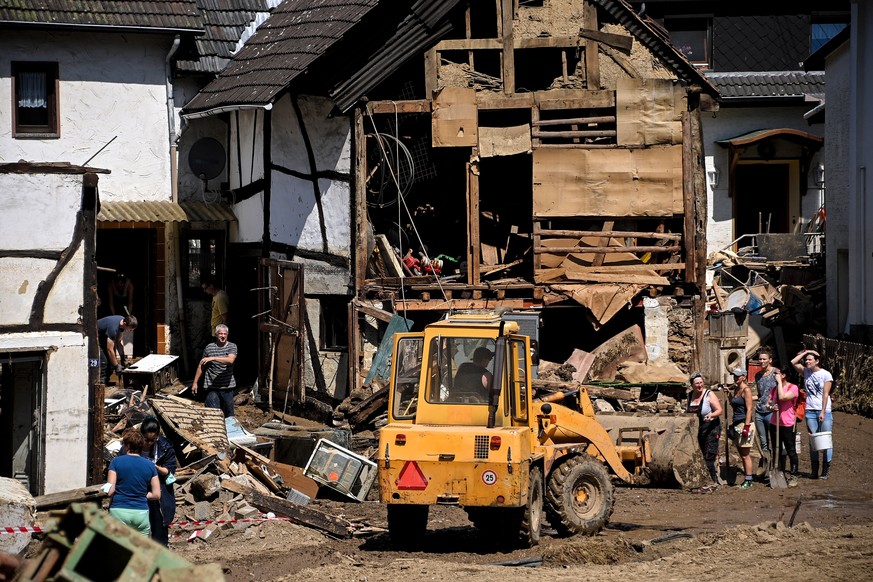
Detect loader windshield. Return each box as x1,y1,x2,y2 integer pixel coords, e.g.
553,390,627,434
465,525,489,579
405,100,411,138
425,336,496,404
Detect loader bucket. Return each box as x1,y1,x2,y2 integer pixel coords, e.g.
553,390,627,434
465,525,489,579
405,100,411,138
595,413,710,489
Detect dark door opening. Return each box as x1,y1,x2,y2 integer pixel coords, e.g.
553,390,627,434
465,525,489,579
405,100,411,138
0,353,44,495
96,229,155,357
734,164,790,240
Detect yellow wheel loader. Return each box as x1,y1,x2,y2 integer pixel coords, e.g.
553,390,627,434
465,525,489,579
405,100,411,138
377,314,669,548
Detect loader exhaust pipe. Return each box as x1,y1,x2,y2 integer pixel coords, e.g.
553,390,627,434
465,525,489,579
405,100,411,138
487,322,507,429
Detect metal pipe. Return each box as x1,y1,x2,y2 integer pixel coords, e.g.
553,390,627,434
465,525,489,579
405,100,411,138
165,35,181,203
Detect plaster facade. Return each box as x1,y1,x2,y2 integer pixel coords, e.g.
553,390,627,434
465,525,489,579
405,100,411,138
703,107,824,255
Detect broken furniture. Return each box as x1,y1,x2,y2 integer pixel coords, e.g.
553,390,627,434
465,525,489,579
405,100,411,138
303,439,377,502
17,503,224,581
122,354,181,395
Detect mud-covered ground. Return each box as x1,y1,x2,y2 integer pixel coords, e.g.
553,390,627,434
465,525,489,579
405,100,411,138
174,411,873,581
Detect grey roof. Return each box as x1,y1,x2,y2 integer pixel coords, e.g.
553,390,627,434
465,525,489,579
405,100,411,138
183,0,381,113
0,1,203,32
177,0,276,74
592,0,720,97
706,71,825,101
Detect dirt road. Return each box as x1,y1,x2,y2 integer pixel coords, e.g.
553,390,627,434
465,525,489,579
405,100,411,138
175,411,873,581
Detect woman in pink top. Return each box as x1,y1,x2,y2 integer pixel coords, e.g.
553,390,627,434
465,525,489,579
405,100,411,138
769,366,799,480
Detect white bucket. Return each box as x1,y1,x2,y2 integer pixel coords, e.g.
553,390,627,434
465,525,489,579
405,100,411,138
809,431,833,452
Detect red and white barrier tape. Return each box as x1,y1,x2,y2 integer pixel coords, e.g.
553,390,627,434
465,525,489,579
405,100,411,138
1,515,289,535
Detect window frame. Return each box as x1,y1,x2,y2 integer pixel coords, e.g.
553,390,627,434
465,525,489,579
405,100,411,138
182,229,225,299
318,296,350,352
664,16,712,69
12,61,60,138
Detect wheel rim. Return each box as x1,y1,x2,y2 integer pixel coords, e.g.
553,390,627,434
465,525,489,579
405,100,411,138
572,478,600,517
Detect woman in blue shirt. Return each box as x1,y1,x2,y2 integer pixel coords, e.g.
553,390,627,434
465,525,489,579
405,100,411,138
108,428,161,536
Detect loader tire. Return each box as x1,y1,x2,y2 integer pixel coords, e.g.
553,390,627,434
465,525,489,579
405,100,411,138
387,504,428,547
465,468,543,548
517,466,544,547
545,454,614,536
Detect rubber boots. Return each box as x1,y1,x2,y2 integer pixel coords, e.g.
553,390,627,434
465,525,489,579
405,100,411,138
821,460,831,480
810,458,819,479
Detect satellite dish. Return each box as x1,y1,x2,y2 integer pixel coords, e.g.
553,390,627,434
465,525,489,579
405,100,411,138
188,138,226,180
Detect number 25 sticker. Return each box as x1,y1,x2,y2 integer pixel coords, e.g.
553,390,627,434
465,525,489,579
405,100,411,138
482,470,497,485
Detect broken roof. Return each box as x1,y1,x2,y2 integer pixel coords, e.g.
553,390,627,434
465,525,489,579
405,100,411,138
592,0,720,98
0,0,204,33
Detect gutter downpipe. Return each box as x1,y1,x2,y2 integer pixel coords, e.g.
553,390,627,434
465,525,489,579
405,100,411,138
166,35,190,372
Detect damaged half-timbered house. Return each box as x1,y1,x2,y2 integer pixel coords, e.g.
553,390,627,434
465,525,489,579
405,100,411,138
180,0,718,413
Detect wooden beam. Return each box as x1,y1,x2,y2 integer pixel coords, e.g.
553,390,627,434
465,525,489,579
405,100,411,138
249,491,352,539
34,484,106,510
394,299,528,311
539,229,682,240
501,0,514,94
352,298,394,323
533,116,615,126
469,153,481,284
561,272,668,285
577,28,633,52
592,220,614,268
534,245,682,254
537,90,615,110
354,109,368,291
532,378,635,400
348,301,361,395
583,2,600,89
537,263,685,273
532,129,616,139
436,38,502,51
367,100,431,115
477,93,535,110
424,48,438,98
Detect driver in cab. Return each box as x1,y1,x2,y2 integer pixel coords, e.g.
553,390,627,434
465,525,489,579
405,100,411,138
452,347,493,402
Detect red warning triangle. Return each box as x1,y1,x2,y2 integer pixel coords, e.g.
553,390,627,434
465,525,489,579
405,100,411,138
396,461,429,490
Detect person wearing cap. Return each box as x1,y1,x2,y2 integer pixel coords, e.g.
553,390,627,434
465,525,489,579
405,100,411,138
452,346,494,401
729,367,756,489
791,349,834,479
686,372,723,493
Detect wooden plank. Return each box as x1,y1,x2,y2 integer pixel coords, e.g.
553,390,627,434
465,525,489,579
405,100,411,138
267,461,320,501
533,116,615,126
534,245,681,254
532,219,542,270
583,2,600,89
354,109,368,292
537,263,685,273
348,301,361,395
537,90,614,110
250,491,352,539
682,109,695,283
34,484,106,510
534,267,565,283
394,299,527,311
532,378,635,400
477,93,535,110
436,38,502,51
501,0,514,94
532,129,616,139
367,100,431,115
348,386,390,428
424,47,438,99
592,220,614,268
352,299,394,323
561,271,669,285
539,229,682,240
577,27,633,52
469,154,481,284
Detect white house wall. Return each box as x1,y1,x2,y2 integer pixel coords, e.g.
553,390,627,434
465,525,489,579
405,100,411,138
0,173,81,251
0,169,89,493
230,109,265,189
824,43,851,336
0,31,174,201
703,107,824,254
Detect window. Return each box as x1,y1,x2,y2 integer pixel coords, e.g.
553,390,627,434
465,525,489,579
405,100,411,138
811,23,847,52
665,18,712,68
183,230,224,296
425,336,496,404
12,62,59,137
319,296,349,351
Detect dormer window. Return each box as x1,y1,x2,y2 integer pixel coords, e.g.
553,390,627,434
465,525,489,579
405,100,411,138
12,62,59,138
665,17,712,69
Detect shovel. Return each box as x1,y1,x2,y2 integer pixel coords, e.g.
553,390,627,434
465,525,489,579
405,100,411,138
769,405,789,488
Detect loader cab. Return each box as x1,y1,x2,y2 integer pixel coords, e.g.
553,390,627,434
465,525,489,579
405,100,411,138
387,317,532,427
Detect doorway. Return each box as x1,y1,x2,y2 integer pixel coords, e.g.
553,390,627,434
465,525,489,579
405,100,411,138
96,229,156,356
0,353,45,495
734,163,794,240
